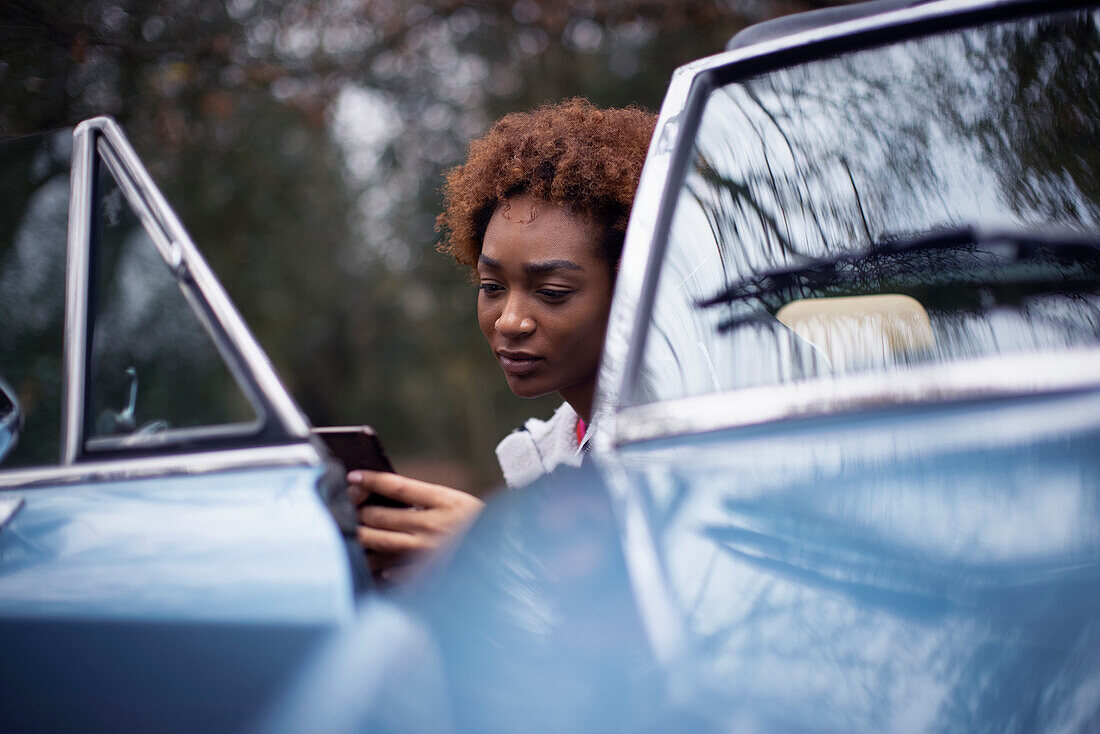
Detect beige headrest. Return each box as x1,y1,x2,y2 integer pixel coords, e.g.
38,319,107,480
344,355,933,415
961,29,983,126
776,294,935,369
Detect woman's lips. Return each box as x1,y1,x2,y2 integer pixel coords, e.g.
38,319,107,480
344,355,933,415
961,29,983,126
498,353,542,376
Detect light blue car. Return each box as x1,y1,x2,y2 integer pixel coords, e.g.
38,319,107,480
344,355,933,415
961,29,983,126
0,118,366,731
262,1,1100,732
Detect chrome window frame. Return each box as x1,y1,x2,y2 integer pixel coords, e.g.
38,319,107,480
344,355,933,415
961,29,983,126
0,443,322,490
60,117,311,466
594,0,1100,453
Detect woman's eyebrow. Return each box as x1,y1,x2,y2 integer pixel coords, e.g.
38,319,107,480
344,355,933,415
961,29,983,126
476,254,584,273
523,259,583,274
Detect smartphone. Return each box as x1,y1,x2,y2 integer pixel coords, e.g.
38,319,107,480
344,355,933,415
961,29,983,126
312,425,407,508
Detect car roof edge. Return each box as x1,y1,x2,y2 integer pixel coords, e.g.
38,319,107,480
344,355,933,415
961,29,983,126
727,0,934,51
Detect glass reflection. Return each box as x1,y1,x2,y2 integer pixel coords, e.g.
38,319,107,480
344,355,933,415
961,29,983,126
632,10,1100,405
87,146,258,449
0,131,69,467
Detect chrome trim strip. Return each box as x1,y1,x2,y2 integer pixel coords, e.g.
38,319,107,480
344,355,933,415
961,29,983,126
83,420,265,452
613,349,1100,446
81,117,311,440
95,140,179,268
591,62,701,456
62,122,97,465
0,443,322,490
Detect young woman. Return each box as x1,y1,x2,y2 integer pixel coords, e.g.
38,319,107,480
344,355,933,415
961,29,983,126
347,98,656,580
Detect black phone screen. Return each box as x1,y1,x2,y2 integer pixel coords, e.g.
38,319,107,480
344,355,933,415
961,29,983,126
312,426,407,507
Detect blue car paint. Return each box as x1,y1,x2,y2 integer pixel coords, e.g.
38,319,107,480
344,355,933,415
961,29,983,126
0,464,354,622
262,388,1100,733
0,462,357,732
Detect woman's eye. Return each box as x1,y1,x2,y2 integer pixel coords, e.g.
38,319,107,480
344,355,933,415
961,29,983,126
537,288,571,300
478,283,504,295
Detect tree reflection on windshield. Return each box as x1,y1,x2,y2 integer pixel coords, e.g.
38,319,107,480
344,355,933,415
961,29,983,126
630,9,1100,406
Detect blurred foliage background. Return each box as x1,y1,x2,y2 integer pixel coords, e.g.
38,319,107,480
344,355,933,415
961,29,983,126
1,0,856,491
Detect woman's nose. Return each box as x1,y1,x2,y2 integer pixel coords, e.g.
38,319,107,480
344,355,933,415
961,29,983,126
496,295,535,337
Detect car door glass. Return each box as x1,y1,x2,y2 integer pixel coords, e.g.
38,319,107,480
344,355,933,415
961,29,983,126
0,131,70,467
86,143,259,451
628,9,1100,407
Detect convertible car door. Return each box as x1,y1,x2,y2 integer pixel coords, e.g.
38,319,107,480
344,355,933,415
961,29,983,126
0,118,359,733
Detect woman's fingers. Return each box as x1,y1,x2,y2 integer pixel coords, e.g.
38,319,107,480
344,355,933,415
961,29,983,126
348,470,450,508
358,504,437,534
347,482,370,506
356,524,425,554
348,470,486,566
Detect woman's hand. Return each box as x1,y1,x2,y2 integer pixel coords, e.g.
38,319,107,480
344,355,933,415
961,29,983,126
347,470,485,584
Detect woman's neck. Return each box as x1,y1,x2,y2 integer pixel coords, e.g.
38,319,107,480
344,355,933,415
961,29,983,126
559,384,594,425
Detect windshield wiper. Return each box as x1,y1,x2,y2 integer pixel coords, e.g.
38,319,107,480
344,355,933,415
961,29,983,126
697,226,1100,310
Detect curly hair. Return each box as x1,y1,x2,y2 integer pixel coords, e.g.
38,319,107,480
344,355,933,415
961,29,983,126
436,98,657,268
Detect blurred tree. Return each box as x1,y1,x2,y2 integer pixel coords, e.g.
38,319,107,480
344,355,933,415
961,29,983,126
0,0,858,489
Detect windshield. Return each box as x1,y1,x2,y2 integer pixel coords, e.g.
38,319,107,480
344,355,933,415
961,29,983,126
629,7,1100,407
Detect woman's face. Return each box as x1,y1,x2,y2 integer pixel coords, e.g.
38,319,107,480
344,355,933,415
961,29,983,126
477,194,614,420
